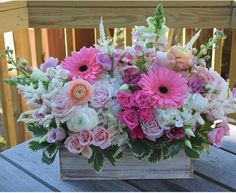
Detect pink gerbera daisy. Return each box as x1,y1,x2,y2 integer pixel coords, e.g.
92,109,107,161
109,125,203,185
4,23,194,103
61,47,102,82
138,67,188,108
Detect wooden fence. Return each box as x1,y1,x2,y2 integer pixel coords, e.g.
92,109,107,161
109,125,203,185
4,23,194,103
0,0,236,148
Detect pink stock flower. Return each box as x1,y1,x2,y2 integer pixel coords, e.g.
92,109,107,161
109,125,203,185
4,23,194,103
67,79,93,105
40,57,58,72
61,47,102,82
47,127,66,143
208,122,230,147
166,127,185,140
51,91,74,123
134,90,153,109
96,53,112,71
138,67,188,108
77,129,94,146
232,88,236,98
141,119,164,141
139,108,154,121
119,109,139,130
116,92,134,109
131,127,145,139
92,128,112,149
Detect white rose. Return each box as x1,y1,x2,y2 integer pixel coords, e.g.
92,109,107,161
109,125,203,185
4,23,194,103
31,69,48,81
191,93,209,112
66,107,99,132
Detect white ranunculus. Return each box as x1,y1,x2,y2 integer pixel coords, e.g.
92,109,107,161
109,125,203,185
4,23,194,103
191,93,209,112
30,69,48,81
66,107,99,132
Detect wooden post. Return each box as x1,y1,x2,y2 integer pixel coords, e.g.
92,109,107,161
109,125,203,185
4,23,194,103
34,28,44,66
74,29,95,51
124,28,132,47
214,29,224,74
0,34,18,147
64,28,75,56
13,29,32,140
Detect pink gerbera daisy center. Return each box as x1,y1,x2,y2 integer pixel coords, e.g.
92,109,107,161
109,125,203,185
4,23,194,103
78,64,88,72
158,85,169,94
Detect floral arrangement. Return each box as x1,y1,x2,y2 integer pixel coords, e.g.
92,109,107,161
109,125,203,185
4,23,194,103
2,5,236,172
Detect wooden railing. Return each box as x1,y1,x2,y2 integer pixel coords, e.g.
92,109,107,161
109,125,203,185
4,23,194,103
0,0,236,148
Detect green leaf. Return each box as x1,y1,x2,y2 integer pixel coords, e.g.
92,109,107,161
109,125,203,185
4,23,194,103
102,145,120,166
148,149,162,163
41,150,57,165
93,148,104,172
168,144,180,158
184,146,200,159
28,141,49,152
128,139,150,158
41,144,59,165
27,123,48,138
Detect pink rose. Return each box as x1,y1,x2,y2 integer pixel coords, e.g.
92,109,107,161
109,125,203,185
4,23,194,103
116,92,134,109
134,90,153,108
141,120,164,141
90,84,111,108
119,109,139,130
131,127,145,139
92,128,111,149
208,122,230,147
65,133,92,158
139,108,154,121
78,129,93,146
51,91,74,123
47,127,66,143
166,127,185,140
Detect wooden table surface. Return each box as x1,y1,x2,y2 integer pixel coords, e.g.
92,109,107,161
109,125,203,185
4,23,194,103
0,126,236,192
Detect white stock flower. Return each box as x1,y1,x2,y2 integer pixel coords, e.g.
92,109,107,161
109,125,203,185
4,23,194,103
191,93,209,112
31,69,48,81
66,107,99,132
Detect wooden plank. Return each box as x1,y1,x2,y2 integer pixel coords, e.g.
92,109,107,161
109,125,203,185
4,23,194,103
74,29,95,50
64,28,75,56
0,34,18,147
213,29,224,74
34,28,44,66
13,29,32,141
60,148,192,180
194,146,236,190
0,156,52,192
27,1,232,8
28,7,232,28
124,28,132,47
0,7,29,33
221,124,236,154
41,29,66,61
127,174,229,192
231,8,236,28
0,1,27,12
2,142,141,191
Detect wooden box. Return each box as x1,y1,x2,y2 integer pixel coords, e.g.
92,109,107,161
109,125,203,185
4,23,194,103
59,148,193,180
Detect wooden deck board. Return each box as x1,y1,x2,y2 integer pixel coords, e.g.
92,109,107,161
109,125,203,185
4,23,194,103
0,156,52,192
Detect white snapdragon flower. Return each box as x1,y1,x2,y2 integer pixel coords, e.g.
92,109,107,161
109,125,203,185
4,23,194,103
191,93,209,112
66,107,99,132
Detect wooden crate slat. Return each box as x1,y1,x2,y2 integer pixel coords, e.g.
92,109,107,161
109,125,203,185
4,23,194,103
60,148,193,180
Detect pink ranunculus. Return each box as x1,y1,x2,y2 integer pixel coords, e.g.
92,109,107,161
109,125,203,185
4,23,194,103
208,122,230,147
64,134,83,154
131,127,145,139
139,108,154,121
90,83,111,108
96,53,113,71
166,127,185,140
141,119,164,141
116,91,134,109
51,91,75,123
92,128,111,149
77,129,94,146
134,90,153,108
47,127,66,143
118,109,139,130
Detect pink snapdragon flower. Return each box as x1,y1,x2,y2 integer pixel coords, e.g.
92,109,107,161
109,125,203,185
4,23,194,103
208,122,230,147
92,127,112,149
118,109,139,130
116,92,134,109
47,127,66,143
96,53,112,71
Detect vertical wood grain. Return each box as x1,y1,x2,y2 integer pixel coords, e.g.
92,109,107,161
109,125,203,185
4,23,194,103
13,29,32,141
214,29,224,74
34,28,43,66
64,28,75,56
74,29,95,50
124,28,132,47
0,34,18,147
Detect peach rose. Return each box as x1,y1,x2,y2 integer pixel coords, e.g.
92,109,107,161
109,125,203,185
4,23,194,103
92,127,111,149
67,79,93,105
169,45,195,71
